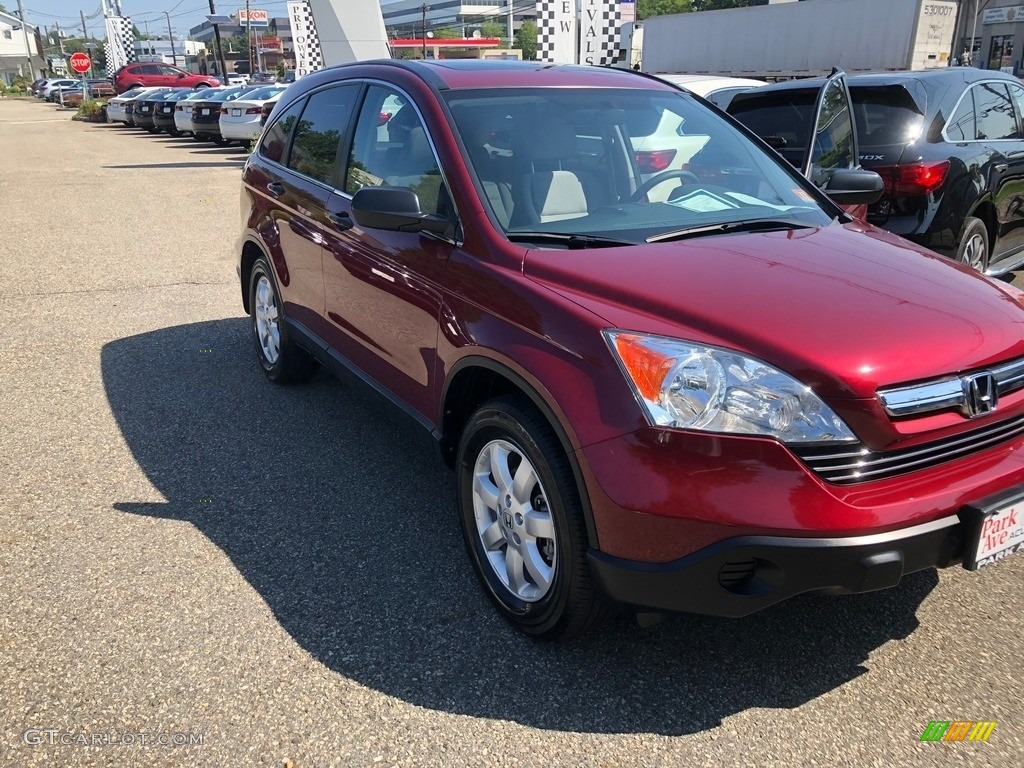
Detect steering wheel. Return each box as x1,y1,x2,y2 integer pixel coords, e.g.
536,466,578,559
630,169,701,202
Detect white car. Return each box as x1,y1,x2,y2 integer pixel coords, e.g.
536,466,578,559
106,87,166,124
630,75,767,200
655,74,767,109
227,74,249,86
174,87,229,135
37,79,78,100
219,85,287,142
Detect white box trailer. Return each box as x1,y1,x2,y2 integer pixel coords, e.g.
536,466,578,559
640,0,958,79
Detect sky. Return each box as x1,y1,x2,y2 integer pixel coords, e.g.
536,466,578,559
20,1,300,40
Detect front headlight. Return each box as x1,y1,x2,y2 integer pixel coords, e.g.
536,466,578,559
605,331,856,444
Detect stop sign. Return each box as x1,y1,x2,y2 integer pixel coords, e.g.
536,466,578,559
70,52,91,74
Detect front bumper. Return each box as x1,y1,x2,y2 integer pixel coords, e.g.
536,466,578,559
589,515,964,617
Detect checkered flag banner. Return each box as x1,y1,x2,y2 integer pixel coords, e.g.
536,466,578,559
578,0,620,66
287,1,325,76
104,15,135,77
536,0,576,64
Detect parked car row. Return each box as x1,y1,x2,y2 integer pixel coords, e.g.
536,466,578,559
105,84,286,145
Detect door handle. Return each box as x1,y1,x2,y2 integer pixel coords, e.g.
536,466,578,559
327,210,354,231
266,181,285,198
994,163,1009,173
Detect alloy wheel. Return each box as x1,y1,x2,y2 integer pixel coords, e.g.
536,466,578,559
962,232,987,271
253,275,280,364
471,438,557,602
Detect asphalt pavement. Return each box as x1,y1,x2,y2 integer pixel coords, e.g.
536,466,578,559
1,98,1022,767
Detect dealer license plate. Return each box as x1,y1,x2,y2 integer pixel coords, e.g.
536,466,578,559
966,497,1024,569
231,108,241,116
201,108,210,115
162,107,171,113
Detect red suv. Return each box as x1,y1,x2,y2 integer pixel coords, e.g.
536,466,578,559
237,60,1024,640
114,63,218,94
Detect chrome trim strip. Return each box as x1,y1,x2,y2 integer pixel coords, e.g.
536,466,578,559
878,378,963,417
794,412,1024,483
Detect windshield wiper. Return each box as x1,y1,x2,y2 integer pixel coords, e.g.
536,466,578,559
507,232,636,249
646,218,816,244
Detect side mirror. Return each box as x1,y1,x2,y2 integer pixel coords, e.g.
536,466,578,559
350,186,451,236
824,168,884,206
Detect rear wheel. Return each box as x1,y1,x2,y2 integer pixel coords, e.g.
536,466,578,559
248,257,318,384
957,216,989,272
167,127,180,137
456,396,608,640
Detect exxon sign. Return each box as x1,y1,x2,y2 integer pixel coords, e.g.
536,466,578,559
237,9,269,27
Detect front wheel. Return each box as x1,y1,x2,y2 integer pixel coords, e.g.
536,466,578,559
456,396,607,640
957,216,989,272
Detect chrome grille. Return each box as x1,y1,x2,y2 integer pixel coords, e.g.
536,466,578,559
878,356,1024,418
794,412,1024,484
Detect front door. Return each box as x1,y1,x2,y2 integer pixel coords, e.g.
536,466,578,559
321,84,456,419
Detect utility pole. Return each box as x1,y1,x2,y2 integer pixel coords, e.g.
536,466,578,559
80,9,94,77
55,21,66,55
421,4,428,59
507,0,513,48
969,0,980,66
207,0,229,82
245,0,253,74
165,11,177,65
15,0,35,80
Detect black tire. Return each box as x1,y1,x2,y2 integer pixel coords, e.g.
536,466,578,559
247,257,318,384
212,136,228,146
456,396,608,641
956,216,989,272
193,132,207,142
168,128,180,137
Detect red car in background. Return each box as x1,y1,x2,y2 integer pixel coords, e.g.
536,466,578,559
238,60,1024,640
114,63,219,94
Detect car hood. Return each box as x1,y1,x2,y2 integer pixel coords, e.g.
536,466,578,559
523,221,1024,399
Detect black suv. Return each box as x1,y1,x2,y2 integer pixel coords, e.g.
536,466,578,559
730,68,1024,275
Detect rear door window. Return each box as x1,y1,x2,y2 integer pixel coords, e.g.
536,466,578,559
728,89,816,170
945,91,975,142
973,82,1019,140
259,99,304,165
286,85,360,186
851,85,925,148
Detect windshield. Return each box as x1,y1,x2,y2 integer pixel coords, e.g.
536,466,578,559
444,87,831,244
244,86,286,101
204,88,247,103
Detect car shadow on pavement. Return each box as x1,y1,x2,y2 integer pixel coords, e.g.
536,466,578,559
102,319,938,736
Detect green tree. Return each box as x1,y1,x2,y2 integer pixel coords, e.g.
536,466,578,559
480,20,506,46
515,20,537,61
637,0,766,18
637,0,692,19
432,26,460,40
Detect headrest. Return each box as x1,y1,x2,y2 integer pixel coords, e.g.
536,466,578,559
514,120,577,163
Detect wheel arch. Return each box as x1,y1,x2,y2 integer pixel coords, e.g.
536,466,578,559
968,199,998,248
439,356,599,549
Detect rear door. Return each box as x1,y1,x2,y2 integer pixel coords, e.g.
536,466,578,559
983,81,1024,261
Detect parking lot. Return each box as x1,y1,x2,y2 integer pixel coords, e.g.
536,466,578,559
1,97,1023,767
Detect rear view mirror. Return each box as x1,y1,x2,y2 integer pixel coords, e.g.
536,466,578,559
825,168,884,206
761,135,788,150
350,187,450,235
